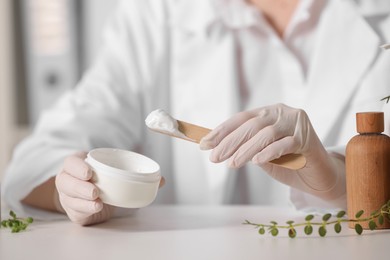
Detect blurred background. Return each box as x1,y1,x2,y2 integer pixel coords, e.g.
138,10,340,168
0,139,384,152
0,0,120,181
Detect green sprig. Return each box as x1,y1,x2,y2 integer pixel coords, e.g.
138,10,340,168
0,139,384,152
244,200,390,238
1,210,34,233
381,96,390,103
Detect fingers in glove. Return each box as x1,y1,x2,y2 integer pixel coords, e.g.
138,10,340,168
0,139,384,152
200,111,260,150
59,194,103,214
63,154,92,181
209,117,277,163
66,203,114,226
64,205,103,225
252,136,300,165
228,126,280,168
213,122,288,168
56,171,99,200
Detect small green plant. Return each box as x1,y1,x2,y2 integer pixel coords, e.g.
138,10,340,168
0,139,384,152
1,210,33,233
244,200,390,238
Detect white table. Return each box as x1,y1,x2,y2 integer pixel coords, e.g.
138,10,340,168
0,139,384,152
1,205,389,260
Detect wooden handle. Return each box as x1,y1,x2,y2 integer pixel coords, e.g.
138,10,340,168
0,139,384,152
177,120,211,143
269,153,306,170
177,120,306,170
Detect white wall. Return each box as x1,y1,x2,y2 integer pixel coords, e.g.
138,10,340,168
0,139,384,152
0,0,17,182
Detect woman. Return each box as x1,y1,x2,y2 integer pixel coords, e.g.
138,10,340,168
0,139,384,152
3,0,390,225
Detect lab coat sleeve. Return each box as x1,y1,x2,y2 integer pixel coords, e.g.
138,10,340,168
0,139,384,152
1,0,168,219
290,145,347,214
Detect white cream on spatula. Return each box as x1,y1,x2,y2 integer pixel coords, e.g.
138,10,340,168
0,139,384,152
145,109,193,141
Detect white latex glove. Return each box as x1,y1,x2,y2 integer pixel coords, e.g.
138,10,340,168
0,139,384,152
199,103,346,202
55,152,115,225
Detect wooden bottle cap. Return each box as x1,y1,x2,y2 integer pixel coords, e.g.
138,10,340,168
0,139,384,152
356,112,384,133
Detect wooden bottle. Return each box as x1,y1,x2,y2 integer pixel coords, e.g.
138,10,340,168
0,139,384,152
346,112,390,229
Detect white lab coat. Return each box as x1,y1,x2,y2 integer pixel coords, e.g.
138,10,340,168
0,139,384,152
3,0,390,219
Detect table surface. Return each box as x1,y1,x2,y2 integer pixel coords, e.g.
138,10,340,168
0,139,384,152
1,205,389,260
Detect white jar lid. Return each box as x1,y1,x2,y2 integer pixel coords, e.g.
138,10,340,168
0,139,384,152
86,148,161,183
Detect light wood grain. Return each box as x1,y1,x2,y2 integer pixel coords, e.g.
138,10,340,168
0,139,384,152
346,112,390,229
177,120,211,143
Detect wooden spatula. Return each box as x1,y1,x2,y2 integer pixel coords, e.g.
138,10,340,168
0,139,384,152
148,119,306,170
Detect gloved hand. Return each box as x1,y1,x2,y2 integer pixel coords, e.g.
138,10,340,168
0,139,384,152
55,152,166,225
199,103,346,202
55,152,113,225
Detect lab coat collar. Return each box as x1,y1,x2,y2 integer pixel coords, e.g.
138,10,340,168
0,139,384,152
305,0,380,142
214,0,260,29
170,0,259,32
170,0,218,33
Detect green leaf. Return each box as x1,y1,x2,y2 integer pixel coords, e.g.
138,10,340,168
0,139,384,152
370,210,379,216
305,215,314,221
334,223,342,233
378,215,384,225
322,213,332,222
270,228,279,236
304,225,313,235
270,221,278,225
336,211,346,218
381,96,390,103
368,220,377,231
355,224,363,235
355,210,364,219
286,220,294,225
319,226,327,237
258,228,265,235
10,211,16,219
288,228,297,238
2,212,33,233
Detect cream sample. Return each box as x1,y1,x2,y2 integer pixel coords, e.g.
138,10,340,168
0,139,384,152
145,109,190,140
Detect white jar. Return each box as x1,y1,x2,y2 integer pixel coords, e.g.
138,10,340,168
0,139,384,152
85,148,161,208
